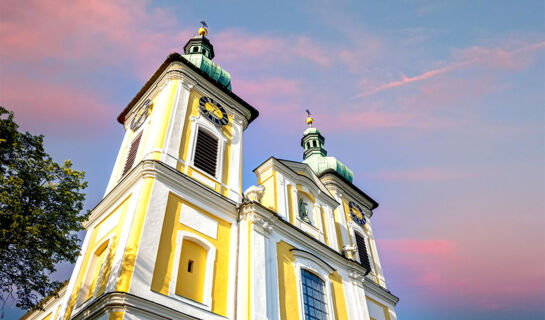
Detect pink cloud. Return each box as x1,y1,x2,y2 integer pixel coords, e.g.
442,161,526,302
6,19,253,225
0,74,113,136
382,239,454,255
358,40,545,97
357,61,470,97
0,0,181,77
213,29,333,70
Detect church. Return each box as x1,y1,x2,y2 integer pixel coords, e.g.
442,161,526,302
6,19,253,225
23,25,399,320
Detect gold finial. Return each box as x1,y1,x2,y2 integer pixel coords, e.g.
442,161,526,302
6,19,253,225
305,109,313,127
199,20,208,36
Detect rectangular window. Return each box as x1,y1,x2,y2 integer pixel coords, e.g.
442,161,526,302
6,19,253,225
355,232,371,272
193,128,218,177
122,132,142,176
301,269,328,320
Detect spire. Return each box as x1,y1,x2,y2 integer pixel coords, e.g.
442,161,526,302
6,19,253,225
183,21,215,59
301,110,326,159
182,22,232,90
301,112,354,182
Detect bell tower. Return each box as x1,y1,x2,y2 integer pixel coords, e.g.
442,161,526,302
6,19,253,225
57,24,259,320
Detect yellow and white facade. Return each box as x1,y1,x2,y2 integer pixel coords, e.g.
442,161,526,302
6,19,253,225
23,27,398,320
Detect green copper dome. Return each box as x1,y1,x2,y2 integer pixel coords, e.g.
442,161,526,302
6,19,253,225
301,118,354,182
182,33,232,90
304,155,354,183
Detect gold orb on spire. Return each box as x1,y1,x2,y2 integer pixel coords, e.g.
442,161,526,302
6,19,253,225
305,109,313,127
198,20,208,36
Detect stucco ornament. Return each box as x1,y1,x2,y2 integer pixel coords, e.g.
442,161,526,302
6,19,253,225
244,185,265,202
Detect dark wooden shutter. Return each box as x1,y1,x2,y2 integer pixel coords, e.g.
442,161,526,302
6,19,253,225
355,232,372,272
122,132,142,176
193,129,218,177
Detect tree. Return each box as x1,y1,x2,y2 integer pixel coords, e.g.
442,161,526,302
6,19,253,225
0,106,88,315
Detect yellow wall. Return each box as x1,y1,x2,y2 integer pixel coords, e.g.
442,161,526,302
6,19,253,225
276,241,299,320
329,271,349,320
258,169,277,212
64,195,132,319
151,192,231,316
176,239,207,302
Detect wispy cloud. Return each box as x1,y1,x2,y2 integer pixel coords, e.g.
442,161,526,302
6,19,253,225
357,41,545,97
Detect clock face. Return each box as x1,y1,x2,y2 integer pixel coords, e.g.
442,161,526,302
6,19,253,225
199,96,229,126
130,99,152,131
348,201,366,226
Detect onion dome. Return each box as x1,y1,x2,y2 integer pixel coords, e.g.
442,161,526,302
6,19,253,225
301,114,354,182
182,25,232,90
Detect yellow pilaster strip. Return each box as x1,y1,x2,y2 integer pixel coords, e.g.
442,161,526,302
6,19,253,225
108,311,124,320
334,209,343,251
287,184,294,224
116,177,155,291
329,271,349,320
276,241,299,320
320,207,329,245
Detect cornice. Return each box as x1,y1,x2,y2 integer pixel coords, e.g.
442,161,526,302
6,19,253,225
363,279,400,306
70,291,215,320
84,160,237,229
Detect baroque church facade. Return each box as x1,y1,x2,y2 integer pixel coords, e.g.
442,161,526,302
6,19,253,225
23,26,399,320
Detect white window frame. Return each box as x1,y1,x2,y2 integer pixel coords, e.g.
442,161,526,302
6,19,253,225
168,230,217,311
187,114,227,182
75,235,113,307
292,249,336,320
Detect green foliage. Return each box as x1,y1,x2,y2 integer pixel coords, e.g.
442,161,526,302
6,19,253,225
0,106,88,312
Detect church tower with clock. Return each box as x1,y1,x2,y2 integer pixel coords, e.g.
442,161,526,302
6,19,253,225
23,25,398,320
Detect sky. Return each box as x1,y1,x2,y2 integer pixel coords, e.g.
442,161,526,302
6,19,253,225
1,0,544,319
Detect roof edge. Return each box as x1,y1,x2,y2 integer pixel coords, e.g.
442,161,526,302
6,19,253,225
117,52,259,125
318,169,379,209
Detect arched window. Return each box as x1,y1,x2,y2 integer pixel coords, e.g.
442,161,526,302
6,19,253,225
291,249,335,320
77,240,109,305
301,269,328,320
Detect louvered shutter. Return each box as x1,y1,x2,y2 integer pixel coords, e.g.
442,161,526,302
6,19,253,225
355,232,372,272
193,129,218,177
122,132,142,176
